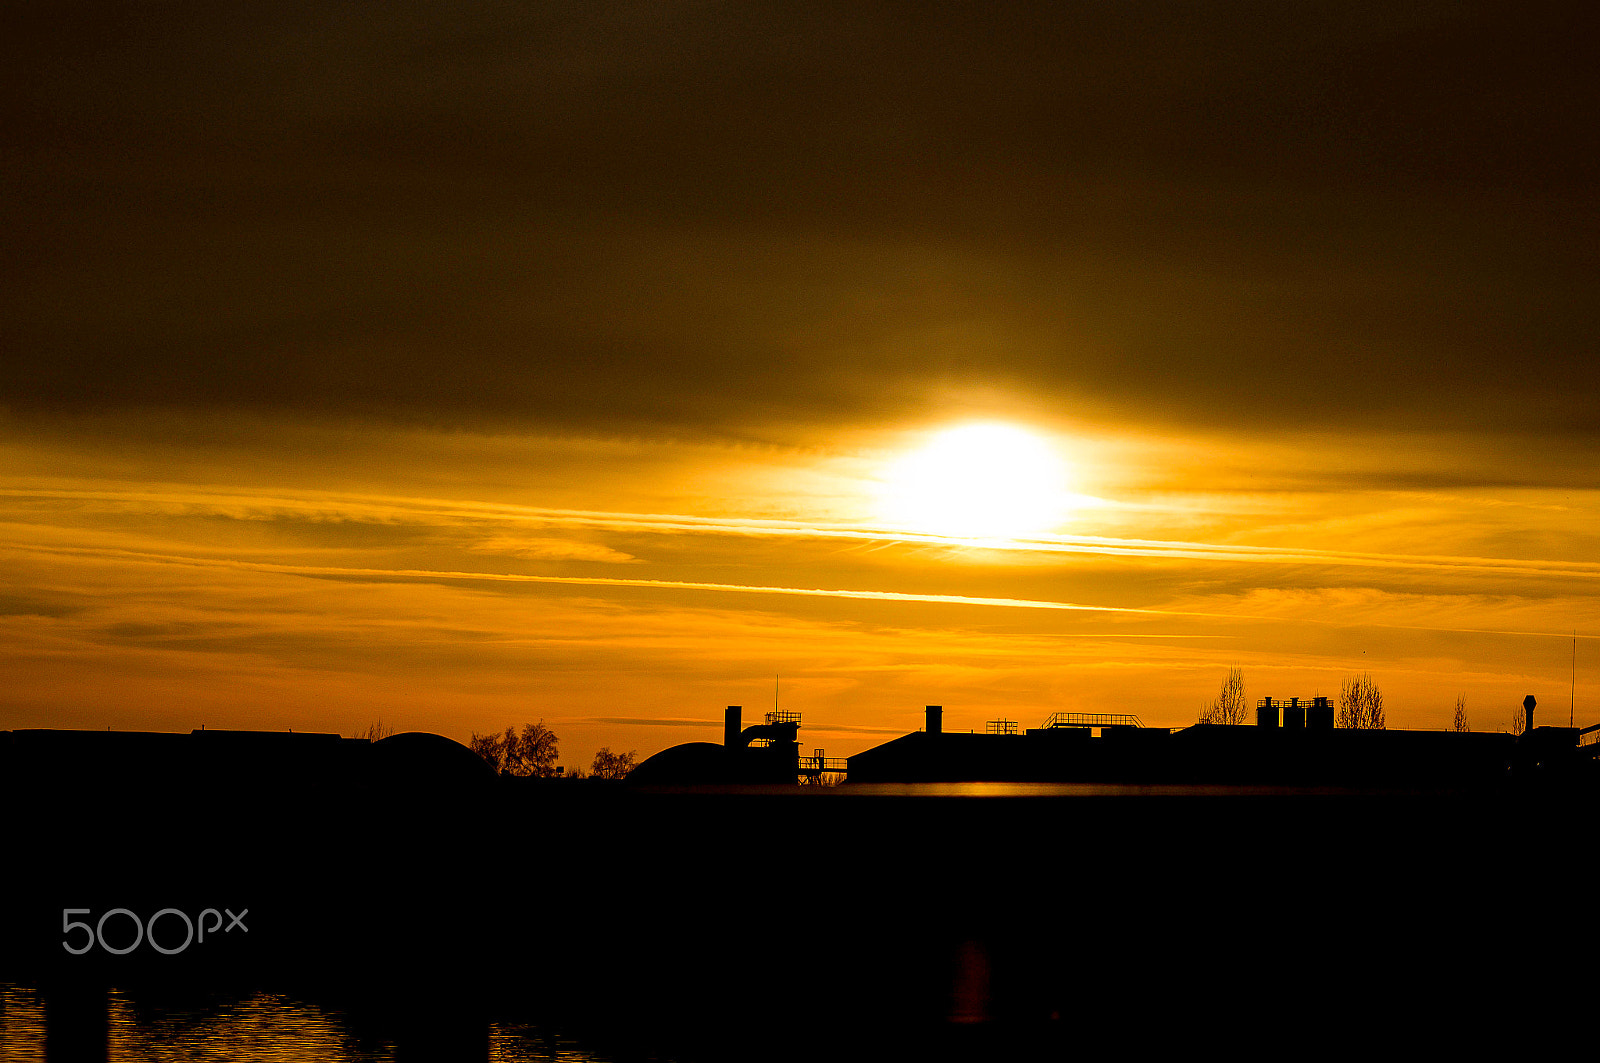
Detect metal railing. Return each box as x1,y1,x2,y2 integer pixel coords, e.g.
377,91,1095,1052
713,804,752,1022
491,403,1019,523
765,710,802,726
985,719,1019,735
1040,712,1144,729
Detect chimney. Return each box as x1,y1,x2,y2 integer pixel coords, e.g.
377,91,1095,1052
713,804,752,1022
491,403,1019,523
926,705,943,735
725,706,741,747
1523,694,1536,734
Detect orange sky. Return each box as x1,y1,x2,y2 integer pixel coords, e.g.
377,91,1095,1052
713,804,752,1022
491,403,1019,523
3,4,1596,768
2,413,1593,768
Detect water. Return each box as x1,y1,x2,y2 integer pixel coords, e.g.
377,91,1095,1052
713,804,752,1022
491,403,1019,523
0,984,636,1063
9,781,1591,1060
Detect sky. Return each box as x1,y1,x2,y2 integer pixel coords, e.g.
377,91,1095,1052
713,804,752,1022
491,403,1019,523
3,1,1597,767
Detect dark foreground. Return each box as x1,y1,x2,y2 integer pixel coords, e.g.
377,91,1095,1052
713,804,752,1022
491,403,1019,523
5,733,1593,1060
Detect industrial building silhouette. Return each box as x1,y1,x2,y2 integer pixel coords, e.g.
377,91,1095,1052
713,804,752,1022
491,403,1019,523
8,704,1594,1058
625,706,846,784
632,695,1599,788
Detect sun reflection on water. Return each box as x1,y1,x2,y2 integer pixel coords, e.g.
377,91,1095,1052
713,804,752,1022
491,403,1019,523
0,983,626,1063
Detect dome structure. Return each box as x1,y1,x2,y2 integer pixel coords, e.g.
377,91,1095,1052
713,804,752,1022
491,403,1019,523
626,742,737,785
372,731,495,787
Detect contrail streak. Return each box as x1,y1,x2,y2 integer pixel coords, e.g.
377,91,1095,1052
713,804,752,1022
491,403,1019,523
3,482,1598,580
5,540,1596,642
0,541,1177,615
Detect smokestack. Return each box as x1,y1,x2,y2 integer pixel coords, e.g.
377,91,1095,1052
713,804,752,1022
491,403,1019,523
1523,694,1536,734
926,705,943,735
1258,697,1278,728
725,706,741,747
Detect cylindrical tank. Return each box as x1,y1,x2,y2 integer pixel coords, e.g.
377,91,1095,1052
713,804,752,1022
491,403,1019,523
1257,697,1279,728
926,705,943,735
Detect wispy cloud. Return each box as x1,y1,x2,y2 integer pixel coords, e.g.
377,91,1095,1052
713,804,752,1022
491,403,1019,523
587,717,724,728
5,482,1598,580
7,539,1596,646
0,541,1169,615
466,535,639,563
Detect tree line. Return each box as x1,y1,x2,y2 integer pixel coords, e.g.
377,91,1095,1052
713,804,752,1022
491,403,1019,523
467,721,636,780
1196,668,1389,729
1193,671,1534,733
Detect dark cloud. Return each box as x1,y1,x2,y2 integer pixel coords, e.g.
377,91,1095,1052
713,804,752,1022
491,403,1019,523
588,717,723,729
0,594,81,619
4,2,1597,438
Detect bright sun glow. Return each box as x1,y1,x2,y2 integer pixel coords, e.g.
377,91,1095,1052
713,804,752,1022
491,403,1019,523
877,423,1072,539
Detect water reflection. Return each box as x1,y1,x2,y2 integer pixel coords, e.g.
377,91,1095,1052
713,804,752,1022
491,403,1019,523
113,991,387,1062
3,983,47,1063
1,984,635,1063
489,1024,638,1063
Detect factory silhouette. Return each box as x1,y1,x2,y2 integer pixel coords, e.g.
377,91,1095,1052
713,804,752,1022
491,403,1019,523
6,689,1595,1059
8,691,1588,795
631,692,1597,788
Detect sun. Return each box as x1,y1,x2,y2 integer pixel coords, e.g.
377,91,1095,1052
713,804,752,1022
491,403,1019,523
877,423,1071,539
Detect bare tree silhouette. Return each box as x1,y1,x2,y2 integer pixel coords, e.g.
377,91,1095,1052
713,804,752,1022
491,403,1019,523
1198,667,1248,725
590,747,636,780
1506,703,1528,735
469,722,561,777
1338,674,1385,729
353,719,395,741
1452,694,1470,733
